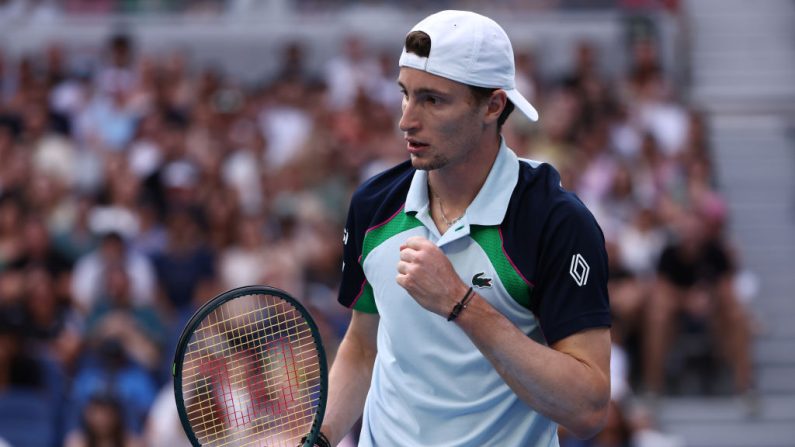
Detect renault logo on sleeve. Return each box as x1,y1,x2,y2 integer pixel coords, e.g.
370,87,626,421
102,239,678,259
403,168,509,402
569,254,589,286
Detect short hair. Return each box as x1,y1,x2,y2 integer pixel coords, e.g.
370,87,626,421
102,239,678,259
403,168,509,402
404,31,515,128
405,31,431,58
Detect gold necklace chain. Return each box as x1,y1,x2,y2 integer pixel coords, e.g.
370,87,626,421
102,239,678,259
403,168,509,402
433,191,464,227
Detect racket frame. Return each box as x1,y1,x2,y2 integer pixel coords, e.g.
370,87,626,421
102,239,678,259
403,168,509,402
172,285,328,447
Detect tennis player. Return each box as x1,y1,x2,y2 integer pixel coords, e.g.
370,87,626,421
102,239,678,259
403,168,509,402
321,10,612,446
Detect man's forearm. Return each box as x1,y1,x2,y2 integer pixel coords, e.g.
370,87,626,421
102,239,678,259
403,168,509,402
455,294,611,439
320,326,377,445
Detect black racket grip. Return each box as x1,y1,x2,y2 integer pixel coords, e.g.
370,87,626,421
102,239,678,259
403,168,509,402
299,431,331,447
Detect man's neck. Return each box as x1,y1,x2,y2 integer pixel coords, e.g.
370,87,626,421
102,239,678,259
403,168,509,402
428,134,502,214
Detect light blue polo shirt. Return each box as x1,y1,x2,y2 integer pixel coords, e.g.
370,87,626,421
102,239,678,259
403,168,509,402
339,141,610,446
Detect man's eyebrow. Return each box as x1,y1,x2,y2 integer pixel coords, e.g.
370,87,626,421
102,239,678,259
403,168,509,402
396,82,447,97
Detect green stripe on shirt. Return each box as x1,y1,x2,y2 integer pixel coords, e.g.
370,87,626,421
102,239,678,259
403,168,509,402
355,207,423,313
361,207,423,263
470,226,532,308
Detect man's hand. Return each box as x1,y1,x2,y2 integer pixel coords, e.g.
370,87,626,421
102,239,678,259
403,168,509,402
298,431,330,447
396,236,469,317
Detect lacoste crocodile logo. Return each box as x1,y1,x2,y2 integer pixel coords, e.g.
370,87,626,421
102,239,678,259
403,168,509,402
472,272,493,288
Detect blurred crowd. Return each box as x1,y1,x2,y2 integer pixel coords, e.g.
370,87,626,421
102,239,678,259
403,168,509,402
0,16,754,447
0,0,678,20
520,38,757,447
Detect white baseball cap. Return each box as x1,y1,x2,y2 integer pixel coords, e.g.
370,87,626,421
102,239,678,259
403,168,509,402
399,10,539,122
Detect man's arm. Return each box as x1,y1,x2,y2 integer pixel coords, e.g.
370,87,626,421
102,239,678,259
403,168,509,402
320,310,379,446
455,294,610,439
397,237,610,439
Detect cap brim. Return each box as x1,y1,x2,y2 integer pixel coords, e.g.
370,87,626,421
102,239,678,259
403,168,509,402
505,89,539,122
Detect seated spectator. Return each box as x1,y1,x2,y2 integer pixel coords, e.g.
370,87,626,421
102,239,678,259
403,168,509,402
69,336,158,435
51,194,101,264
84,263,164,373
218,213,270,289
606,240,646,360
71,231,157,314
9,214,73,297
150,207,216,317
65,393,142,447
0,309,62,447
21,265,83,371
643,211,753,395
71,266,161,436
617,207,666,279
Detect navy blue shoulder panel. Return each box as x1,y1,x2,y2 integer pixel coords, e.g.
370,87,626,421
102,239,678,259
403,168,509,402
501,161,611,345
338,161,415,308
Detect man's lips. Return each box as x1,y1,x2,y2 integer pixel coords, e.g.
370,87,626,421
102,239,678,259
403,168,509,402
406,138,429,154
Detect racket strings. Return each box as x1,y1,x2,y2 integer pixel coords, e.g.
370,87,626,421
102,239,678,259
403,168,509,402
185,298,312,376
183,346,321,412
183,313,316,381
184,366,322,423
181,294,322,446
190,300,318,424
186,305,319,445
183,306,319,399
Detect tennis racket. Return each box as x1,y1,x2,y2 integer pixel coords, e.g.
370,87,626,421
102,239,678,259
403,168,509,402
173,285,328,447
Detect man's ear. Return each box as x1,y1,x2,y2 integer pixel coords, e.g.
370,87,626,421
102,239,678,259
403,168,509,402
484,90,508,124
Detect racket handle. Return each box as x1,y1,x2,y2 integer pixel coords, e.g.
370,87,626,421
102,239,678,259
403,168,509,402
300,431,331,447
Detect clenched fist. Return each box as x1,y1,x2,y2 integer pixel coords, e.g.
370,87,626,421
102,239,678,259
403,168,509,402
396,236,470,317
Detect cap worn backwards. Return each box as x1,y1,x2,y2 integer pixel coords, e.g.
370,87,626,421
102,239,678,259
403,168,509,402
399,10,539,122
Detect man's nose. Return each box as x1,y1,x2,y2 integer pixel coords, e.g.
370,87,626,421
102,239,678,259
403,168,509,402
399,99,420,133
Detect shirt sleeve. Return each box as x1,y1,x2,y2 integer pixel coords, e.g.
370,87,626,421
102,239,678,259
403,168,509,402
338,195,378,313
532,199,611,345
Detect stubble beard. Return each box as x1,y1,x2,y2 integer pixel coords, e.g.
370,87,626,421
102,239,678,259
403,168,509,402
410,152,450,171
408,108,481,172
